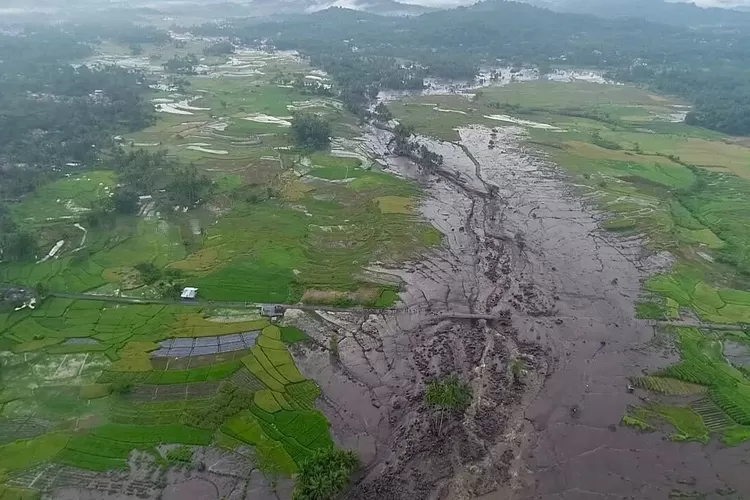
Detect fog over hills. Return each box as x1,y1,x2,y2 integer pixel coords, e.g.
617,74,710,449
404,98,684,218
2,0,750,25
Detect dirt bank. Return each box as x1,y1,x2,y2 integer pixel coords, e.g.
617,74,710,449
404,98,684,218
289,124,750,500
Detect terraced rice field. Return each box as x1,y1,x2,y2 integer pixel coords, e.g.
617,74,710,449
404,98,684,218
623,327,750,442
0,44,435,493
0,301,333,480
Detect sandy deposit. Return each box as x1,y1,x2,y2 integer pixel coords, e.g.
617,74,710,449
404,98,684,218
484,114,562,130
243,114,292,127
155,103,193,115
175,99,210,111
186,146,229,155
38,240,65,263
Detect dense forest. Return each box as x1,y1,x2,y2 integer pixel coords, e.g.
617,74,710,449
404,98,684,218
0,26,156,261
192,0,750,135
0,27,155,197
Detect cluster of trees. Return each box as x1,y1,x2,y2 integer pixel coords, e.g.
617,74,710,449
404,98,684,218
110,148,214,210
0,208,38,262
390,124,444,172
82,149,214,236
203,41,235,56
372,102,393,122
192,1,750,135
611,66,750,136
0,27,156,263
163,54,199,74
134,262,184,298
290,114,332,150
0,29,154,200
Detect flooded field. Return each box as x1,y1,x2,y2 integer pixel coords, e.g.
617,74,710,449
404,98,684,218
282,117,750,499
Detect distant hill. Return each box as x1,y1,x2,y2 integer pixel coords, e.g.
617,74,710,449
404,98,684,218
307,0,436,15
0,0,434,23
524,0,750,27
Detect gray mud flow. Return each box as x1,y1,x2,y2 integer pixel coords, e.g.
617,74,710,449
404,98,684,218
289,125,749,500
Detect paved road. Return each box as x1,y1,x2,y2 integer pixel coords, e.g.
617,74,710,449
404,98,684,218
47,291,510,322
47,291,385,313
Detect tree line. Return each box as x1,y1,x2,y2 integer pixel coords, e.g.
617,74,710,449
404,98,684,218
191,0,750,135
0,27,157,262
85,148,215,227
0,29,155,200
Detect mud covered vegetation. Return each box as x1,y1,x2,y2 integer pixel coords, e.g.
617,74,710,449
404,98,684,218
425,375,471,435
340,309,549,500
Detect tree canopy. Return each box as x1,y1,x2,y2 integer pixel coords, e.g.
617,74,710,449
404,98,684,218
291,114,332,150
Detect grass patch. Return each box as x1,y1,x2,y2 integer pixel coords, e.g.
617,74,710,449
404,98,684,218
621,414,655,432
625,405,709,443
0,433,69,471
166,445,194,463
630,376,707,396
0,485,40,500
293,448,359,500
636,301,667,320
139,361,242,385
375,196,413,215
309,166,364,180
280,326,309,344
9,171,114,226
721,426,750,446
601,217,636,231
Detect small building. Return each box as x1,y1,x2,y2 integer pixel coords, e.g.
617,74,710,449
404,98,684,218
181,287,199,300
260,304,285,317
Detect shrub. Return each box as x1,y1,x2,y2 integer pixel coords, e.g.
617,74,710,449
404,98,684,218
292,448,359,500
134,262,162,285
425,375,471,412
111,378,134,395
167,446,193,463
425,374,472,434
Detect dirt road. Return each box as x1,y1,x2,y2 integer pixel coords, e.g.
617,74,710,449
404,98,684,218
289,124,750,500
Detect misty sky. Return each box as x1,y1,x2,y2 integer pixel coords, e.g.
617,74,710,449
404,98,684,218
398,0,475,6
400,0,750,7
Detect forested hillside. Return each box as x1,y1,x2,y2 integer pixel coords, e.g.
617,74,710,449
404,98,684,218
0,26,157,261
193,0,750,135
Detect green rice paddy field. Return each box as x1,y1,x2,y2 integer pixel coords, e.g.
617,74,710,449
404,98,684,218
0,46,438,307
0,44,440,493
390,79,750,444
0,297,330,480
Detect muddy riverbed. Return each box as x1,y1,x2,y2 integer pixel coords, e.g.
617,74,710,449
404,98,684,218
289,124,750,500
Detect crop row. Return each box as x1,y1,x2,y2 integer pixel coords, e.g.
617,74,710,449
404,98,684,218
658,361,717,386
55,424,213,472
691,398,734,432
630,376,708,396
710,386,750,426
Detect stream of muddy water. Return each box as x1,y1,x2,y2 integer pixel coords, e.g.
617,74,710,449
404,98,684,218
289,122,750,499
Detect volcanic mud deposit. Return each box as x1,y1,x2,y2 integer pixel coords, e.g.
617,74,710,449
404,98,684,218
287,125,750,499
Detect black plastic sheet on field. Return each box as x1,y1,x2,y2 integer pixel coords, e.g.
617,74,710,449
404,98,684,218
151,331,260,358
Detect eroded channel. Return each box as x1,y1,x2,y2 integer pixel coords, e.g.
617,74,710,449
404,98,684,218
289,124,749,499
